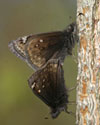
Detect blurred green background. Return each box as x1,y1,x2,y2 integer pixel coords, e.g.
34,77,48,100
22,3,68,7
0,0,77,125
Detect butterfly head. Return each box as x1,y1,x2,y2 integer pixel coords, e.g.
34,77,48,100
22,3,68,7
62,22,78,55
64,22,76,33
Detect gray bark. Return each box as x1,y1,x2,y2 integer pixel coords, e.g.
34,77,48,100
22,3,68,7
76,0,100,124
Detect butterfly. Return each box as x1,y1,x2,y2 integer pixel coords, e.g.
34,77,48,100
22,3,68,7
28,59,71,118
8,22,77,70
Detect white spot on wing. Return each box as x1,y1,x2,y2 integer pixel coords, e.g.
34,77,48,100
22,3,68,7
38,89,41,93
22,36,27,43
40,39,43,42
42,85,45,88
35,44,39,47
31,82,36,89
43,79,45,82
54,64,57,68
38,57,41,60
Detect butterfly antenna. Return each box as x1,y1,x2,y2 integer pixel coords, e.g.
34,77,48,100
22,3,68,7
72,52,78,64
69,16,73,22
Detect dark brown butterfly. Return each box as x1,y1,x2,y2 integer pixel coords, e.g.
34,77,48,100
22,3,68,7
28,59,70,118
8,22,77,70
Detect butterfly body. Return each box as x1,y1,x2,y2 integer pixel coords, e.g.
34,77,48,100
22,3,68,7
8,22,77,70
28,59,69,118
8,23,77,118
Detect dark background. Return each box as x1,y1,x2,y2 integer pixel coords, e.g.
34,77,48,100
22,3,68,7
0,0,77,125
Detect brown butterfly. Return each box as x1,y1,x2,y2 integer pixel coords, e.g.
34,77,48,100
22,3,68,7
28,59,71,118
8,22,77,70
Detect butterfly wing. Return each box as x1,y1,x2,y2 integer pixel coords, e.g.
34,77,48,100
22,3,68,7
8,23,77,70
8,35,36,69
24,22,77,70
8,31,66,70
25,31,66,70
28,59,68,118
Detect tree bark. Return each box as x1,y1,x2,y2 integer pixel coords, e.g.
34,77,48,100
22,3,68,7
76,0,100,124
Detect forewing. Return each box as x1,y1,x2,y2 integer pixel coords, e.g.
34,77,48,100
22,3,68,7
8,22,77,71
25,32,65,70
28,59,68,108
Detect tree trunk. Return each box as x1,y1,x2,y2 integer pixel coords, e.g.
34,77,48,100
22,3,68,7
76,0,100,124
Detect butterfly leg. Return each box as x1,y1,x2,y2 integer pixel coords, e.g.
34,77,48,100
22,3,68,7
65,109,76,117
68,101,76,105
44,116,49,119
67,84,77,92
72,53,78,64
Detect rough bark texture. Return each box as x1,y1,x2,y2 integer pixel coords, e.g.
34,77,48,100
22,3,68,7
76,0,100,124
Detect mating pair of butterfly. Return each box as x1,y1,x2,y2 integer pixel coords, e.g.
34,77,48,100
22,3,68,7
8,22,77,119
